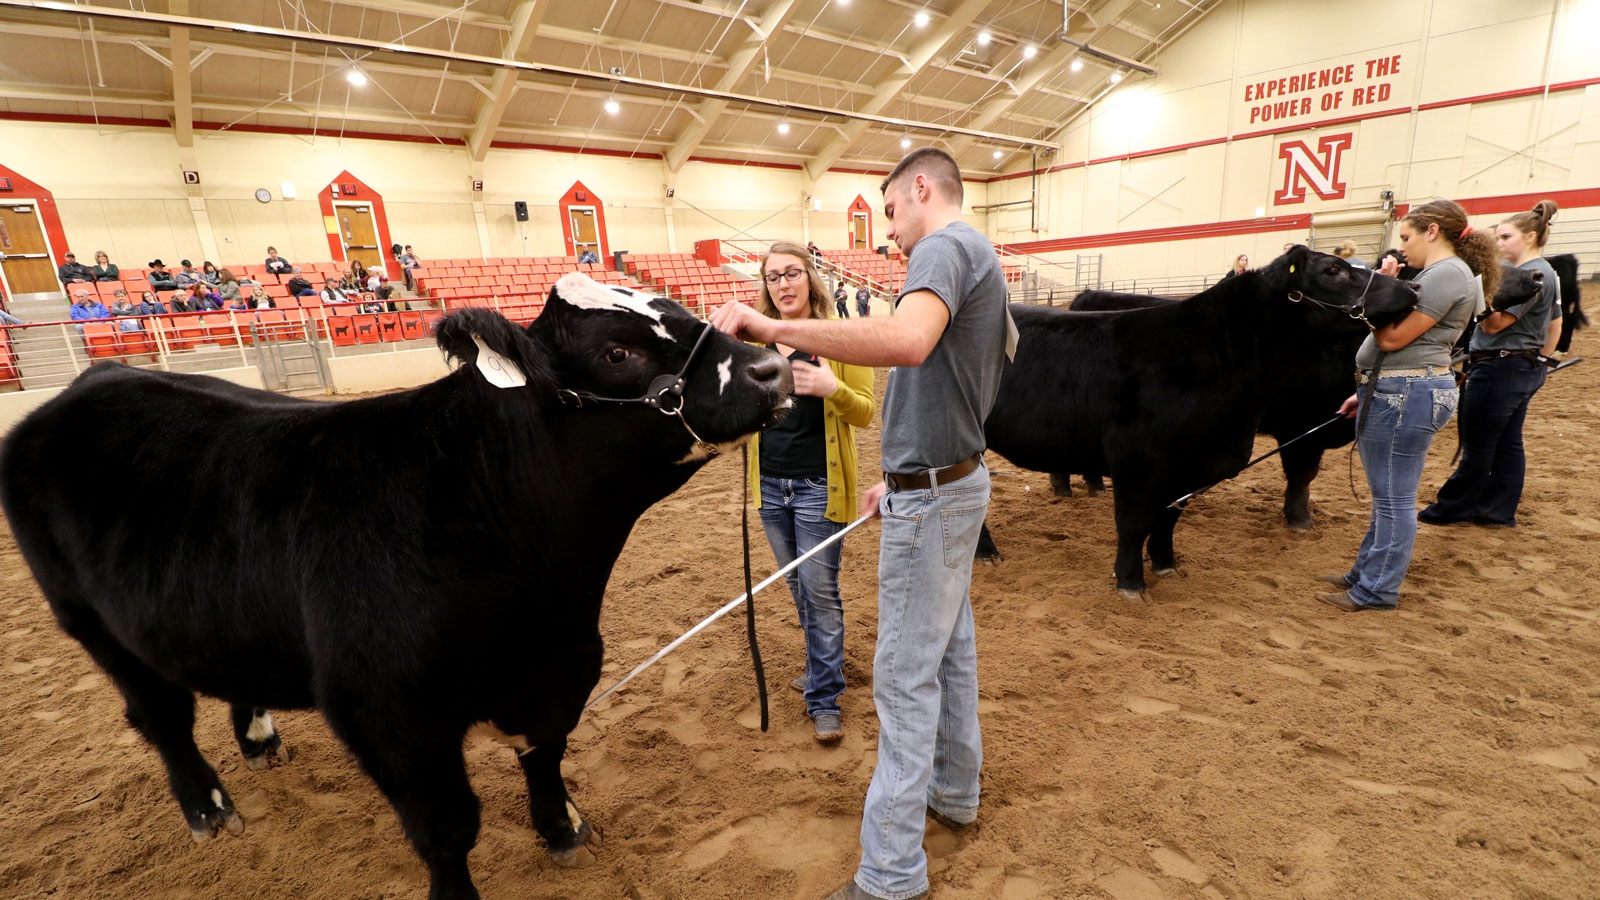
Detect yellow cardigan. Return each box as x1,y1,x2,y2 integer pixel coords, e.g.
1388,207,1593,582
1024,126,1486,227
748,357,876,524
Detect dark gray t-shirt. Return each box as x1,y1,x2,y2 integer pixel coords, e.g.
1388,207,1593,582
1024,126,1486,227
880,221,1009,473
1470,256,1561,353
1355,255,1478,371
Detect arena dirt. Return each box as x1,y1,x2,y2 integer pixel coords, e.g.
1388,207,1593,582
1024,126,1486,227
4,304,1599,899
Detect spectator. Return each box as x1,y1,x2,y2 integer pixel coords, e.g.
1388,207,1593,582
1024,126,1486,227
400,244,421,289
175,260,204,287
109,291,145,331
359,294,387,314
807,241,821,262
251,290,276,310
833,283,851,319
186,282,222,312
92,250,120,282
284,274,314,299
1220,253,1249,280
339,266,363,294
57,252,94,287
201,261,222,286
147,260,179,291
69,287,109,335
855,284,871,318
1335,240,1369,268
135,289,168,316
0,301,24,326
264,247,293,277
216,268,245,307
318,278,344,306
168,291,194,314
578,248,600,265
351,260,370,285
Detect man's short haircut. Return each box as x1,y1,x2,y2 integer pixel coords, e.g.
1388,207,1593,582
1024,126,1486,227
880,147,964,205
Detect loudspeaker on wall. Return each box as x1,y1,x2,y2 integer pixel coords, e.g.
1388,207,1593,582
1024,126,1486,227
514,201,529,222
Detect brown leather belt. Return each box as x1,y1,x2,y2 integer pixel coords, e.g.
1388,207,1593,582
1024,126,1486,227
883,452,983,492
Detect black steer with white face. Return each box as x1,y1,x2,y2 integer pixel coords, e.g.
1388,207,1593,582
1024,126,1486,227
981,246,1418,596
0,272,791,900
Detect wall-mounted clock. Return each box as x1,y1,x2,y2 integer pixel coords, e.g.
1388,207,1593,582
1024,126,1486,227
255,188,272,203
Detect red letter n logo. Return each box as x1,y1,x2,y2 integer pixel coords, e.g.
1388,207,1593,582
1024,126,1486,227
1274,132,1353,205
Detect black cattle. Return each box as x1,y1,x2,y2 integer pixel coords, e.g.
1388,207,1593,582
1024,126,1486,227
980,246,1418,596
1452,263,1550,356
1065,287,1364,531
0,273,792,900
1550,253,1588,353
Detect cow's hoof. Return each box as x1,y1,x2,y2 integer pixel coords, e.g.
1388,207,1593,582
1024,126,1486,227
548,821,600,868
1152,566,1178,577
1116,588,1148,601
244,741,289,771
189,810,245,843
1048,473,1074,498
1286,518,1314,533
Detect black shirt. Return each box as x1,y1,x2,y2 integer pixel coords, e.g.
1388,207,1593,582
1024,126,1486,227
759,348,827,479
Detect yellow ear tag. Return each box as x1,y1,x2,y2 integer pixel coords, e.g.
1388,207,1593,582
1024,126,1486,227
1289,264,1296,273
471,334,527,389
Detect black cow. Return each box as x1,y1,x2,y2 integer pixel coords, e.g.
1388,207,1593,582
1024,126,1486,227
1451,263,1550,357
0,273,792,900
980,247,1418,596
1065,288,1364,531
1550,253,1588,353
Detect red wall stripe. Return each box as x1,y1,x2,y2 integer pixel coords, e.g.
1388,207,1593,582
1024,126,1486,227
999,214,1312,255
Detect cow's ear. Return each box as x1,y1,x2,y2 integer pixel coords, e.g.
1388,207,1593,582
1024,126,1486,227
436,307,555,393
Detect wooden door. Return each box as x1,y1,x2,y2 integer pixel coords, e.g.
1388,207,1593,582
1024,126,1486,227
338,205,382,270
852,213,869,250
569,207,599,257
0,203,60,295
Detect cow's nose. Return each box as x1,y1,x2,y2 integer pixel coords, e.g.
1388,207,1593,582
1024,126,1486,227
745,353,791,393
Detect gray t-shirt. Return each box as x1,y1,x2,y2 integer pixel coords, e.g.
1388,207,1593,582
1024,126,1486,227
880,221,1009,473
1470,256,1561,354
1355,255,1478,371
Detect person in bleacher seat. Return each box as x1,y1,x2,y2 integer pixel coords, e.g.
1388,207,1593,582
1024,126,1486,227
69,288,109,335
57,252,94,287
577,248,600,265
146,260,179,292
0,305,23,326
92,250,120,282
399,244,421,289
216,268,245,307
264,247,293,276
319,277,344,306
201,261,222,286
175,260,204,287
189,282,223,311
283,274,312,300
109,290,145,332
135,289,168,316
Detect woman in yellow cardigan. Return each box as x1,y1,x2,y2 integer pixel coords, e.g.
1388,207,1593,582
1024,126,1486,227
749,240,875,743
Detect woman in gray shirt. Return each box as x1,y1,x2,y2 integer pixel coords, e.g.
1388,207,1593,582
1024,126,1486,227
1317,199,1499,612
1421,200,1562,527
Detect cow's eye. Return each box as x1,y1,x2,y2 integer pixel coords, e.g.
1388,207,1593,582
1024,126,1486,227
604,347,630,365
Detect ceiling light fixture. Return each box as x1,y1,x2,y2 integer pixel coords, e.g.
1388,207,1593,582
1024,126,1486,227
1023,45,1037,59
900,137,912,149
1110,71,1123,83
993,150,1003,159
778,122,790,134
345,67,367,87
976,31,992,46
604,99,621,114
914,10,930,27
1070,59,1084,72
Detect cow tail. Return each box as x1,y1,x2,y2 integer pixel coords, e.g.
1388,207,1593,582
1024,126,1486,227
742,444,770,732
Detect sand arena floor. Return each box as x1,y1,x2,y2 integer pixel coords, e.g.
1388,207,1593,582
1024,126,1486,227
3,307,1599,899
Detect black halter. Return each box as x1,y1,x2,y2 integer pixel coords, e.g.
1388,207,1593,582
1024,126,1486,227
1286,265,1379,325
556,321,722,456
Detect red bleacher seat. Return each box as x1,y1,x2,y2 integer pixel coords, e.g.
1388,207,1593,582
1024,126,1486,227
82,323,120,359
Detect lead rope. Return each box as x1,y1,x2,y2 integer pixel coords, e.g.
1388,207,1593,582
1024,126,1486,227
742,444,770,732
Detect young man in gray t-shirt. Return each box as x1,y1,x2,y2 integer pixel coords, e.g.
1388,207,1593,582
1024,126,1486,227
710,148,1009,900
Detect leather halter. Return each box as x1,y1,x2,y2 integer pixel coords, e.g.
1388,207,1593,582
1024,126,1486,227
555,321,722,457
1285,265,1381,325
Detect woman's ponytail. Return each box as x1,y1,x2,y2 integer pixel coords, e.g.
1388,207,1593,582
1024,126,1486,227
1404,198,1500,299
1455,230,1501,300
1502,199,1559,250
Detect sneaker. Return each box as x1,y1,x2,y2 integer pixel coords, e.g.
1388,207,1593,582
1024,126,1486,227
813,713,842,743
1318,573,1352,590
790,676,805,694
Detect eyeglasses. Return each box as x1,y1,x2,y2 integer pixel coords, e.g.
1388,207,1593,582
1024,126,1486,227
763,268,806,285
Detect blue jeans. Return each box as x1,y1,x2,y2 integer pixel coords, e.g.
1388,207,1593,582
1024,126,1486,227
1423,355,1546,526
1345,374,1457,609
758,476,846,718
856,463,990,900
